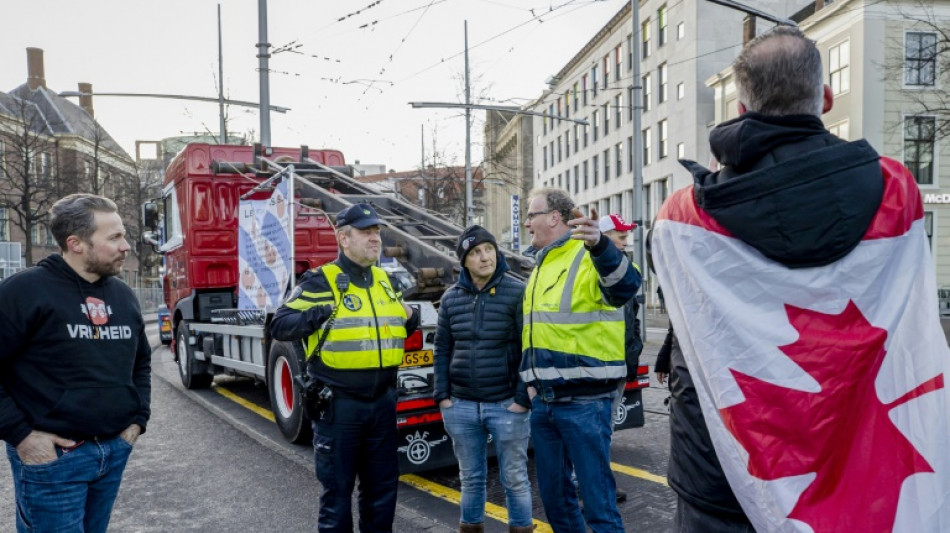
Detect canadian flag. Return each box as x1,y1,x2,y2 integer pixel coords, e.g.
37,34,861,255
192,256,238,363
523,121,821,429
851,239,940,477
652,158,950,532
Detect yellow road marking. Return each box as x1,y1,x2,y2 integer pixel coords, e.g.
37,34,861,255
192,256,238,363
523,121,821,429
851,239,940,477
611,462,668,486
213,385,276,422
400,474,553,532
211,385,663,524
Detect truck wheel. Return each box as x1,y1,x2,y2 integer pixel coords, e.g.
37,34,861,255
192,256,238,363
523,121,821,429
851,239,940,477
177,320,213,390
268,341,312,444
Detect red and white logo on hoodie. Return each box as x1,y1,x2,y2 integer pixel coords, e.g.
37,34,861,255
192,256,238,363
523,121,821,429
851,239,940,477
82,297,112,325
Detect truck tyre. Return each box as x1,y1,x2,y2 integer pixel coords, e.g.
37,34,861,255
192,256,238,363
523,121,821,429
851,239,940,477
268,341,312,444
177,320,213,389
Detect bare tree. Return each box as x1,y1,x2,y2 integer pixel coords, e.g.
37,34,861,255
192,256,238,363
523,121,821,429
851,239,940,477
883,2,950,139
0,96,62,266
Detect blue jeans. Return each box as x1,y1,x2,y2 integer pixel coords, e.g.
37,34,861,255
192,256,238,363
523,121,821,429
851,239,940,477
6,437,133,533
441,397,532,526
530,396,624,533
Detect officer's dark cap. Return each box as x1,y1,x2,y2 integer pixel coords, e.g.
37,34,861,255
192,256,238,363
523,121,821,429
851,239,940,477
336,204,382,229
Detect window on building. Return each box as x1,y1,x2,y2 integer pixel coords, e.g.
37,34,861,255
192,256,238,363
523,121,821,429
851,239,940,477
603,103,610,135
615,142,623,176
677,142,685,159
583,160,589,190
604,149,610,182
658,177,671,208
550,141,555,167
829,40,850,96
677,21,685,40
573,82,579,111
543,146,548,170
659,120,669,159
828,120,850,141
582,74,589,105
558,173,563,189
593,155,600,186
593,66,599,97
557,135,562,162
584,121,589,147
573,125,579,153
658,5,668,46
627,136,634,172
615,94,622,128
905,115,935,185
925,211,934,250
642,19,651,58
658,63,668,103
628,86,634,121
565,134,570,159
623,191,633,222
615,45,622,81
0,208,7,241
574,165,580,192
36,152,51,183
643,73,652,112
677,82,685,100
906,32,937,86
643,128,652,166
0,140,5,178
627,34,634,71
603,56,610,90
564,93,570,119
645,183,653,224
593,110,600,141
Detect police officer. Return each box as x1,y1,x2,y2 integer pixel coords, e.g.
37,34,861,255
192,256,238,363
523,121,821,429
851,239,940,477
271,203,418,533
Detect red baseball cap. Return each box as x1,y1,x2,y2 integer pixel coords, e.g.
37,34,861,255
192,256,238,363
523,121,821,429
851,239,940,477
598,214,637,233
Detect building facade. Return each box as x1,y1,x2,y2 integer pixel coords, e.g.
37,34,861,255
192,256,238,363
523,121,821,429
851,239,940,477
522,0,796,301
0,48,141,279
709,0,950,289
483,110,534,251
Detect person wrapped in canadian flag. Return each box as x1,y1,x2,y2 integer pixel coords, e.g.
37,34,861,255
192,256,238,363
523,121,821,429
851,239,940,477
651,26,950,532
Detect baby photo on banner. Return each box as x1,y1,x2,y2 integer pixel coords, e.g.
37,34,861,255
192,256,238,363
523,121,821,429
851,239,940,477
238,178,292,311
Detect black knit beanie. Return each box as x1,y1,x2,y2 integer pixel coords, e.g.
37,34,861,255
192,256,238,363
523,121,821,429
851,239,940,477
456,225,498,263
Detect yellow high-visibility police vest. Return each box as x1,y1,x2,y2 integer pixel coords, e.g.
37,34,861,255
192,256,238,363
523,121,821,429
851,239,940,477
521,238,626,385
306,263,407,369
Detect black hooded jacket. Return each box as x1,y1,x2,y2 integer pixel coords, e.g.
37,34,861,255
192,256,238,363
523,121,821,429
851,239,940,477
0,254,152,446
433,250,529,408
666,113,884,516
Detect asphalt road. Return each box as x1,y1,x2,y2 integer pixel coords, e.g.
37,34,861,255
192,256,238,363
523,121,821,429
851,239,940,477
0,317,678,532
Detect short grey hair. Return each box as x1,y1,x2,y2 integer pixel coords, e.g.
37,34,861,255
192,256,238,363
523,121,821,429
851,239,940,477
50,194,118,250
528,187,575,224
733,26,824,116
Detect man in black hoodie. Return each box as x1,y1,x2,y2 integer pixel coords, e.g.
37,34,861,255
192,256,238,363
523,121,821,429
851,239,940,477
271,203,418,533
0,194,151,533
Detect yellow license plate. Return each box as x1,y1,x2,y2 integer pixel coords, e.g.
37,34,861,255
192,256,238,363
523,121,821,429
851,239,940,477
401,350,433,368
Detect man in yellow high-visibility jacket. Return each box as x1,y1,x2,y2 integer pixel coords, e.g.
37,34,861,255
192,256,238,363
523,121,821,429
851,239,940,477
272,203,418,533
520,188,641,533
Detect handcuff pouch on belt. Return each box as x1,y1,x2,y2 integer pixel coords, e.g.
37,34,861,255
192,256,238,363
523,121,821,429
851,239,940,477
295,273,349,421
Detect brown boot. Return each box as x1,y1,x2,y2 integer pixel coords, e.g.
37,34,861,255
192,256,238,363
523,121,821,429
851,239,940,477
509,525,536,533
459,523,484,533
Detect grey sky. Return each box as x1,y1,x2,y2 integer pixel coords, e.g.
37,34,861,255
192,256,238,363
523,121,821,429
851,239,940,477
2,0,629,170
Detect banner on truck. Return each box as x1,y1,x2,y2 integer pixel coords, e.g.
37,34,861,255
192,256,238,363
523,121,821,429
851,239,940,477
238,178,292,311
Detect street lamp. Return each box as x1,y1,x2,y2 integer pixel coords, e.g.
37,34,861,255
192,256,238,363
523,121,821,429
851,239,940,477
58,91,290,113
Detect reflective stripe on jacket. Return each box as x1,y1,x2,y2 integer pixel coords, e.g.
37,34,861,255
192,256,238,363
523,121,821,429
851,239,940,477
306,263,407,369
521,238,625,391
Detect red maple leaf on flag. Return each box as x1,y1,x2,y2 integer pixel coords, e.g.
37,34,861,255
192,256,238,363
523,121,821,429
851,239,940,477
720,301,944,532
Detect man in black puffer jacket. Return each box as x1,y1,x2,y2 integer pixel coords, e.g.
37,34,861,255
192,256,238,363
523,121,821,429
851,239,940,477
434,225,531,533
